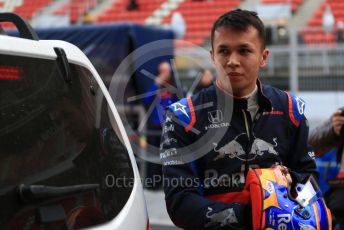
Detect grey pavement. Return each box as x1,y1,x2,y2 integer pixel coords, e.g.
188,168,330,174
144,189,182,230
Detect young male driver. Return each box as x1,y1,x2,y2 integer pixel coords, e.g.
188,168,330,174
160,9,317,229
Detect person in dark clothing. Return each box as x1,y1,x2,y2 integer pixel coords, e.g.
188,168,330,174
143,61,177,190
187,69,214,96
0,26,5,35
127,0,139,11
309,107,344,229
160,9,317,229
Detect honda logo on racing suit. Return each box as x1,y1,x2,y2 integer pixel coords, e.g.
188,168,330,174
208,110,223,123
205,110,230,130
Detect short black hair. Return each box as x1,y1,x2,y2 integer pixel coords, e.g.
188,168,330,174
211,9,266,50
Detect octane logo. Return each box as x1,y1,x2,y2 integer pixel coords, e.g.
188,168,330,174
109,39,233,164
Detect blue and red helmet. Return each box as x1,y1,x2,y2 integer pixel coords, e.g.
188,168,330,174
246,168,332,230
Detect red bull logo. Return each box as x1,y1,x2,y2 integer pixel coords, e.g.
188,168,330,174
213,140,245,161
205,207,238,228
250,137,278,156
213,133,279,161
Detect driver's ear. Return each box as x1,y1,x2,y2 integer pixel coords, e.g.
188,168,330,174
260,48,269,68
210,49,215,65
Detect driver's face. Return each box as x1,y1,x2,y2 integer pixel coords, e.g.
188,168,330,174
211,25,269,97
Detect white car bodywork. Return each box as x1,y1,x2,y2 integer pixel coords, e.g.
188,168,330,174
0,34,148,230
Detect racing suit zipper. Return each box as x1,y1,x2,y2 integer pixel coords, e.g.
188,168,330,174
242,109,253,176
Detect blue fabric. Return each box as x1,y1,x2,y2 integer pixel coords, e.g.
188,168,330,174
9,23,174,95
316,149,340,194
190,161,204,196
37,24,132,82
129,25,174,95
143,83,177,126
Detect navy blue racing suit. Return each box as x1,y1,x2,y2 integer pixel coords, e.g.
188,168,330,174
160,80,317,229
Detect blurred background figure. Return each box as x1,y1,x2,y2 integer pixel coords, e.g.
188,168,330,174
187,69,214,96
127,0,139,11
309,107,344,229
170,12,186,39
336,21,344,44
143,61,177,190
0,26,4,35
196,69,213,92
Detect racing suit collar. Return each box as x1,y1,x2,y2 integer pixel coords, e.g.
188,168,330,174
215,79,272,112
256,79,272,112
